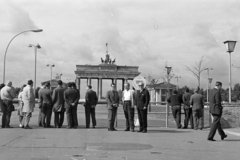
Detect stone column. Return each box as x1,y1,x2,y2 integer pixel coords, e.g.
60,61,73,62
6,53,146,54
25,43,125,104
114,78,117,90
97,79,99,97
99,78,102,99
155,89,159,102
77,78,81,98
87,78,92,86
122,79,125,91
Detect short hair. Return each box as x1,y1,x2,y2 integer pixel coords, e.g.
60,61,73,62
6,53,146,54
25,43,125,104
27,80,33,85
0,83,5,90
45,82,50,87
124,82,130,86
58,80,62,85
67,82,72,87
111,83,116,87
72,82,76,88
194,87,200,93
173,90,178,94
216,81,222,86
185,88,189,92
87,85,92,89
21,84,27,92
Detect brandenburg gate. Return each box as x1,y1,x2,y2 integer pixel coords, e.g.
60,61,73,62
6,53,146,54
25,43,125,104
75,54,140,99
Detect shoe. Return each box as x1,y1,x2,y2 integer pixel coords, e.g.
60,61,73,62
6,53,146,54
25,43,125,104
66,126,71,129
221,135,227,140
199,128,203,130
125,128,130,131
74,126,78,129
207,138,216,141
142,130,147,133
85,126,89,128
47,125,54,128
194,128,198,130
131,129,134,132
182,127,187,129
112,128,117,131
93,126,95,128
19,124,23,128
138,129,143,132
24,126,32,129
108,128,113,131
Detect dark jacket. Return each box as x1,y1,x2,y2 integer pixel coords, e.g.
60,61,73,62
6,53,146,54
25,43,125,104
182,92,192,109
85,89,98,107
167,94,183,107
64,88,79,108
136,88,150,110
52,86,66,112
190,93,204,110
39,88,52,106
106,90,119,110
209,88,222,115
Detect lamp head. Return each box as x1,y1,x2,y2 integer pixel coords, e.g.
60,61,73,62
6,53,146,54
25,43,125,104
165,66,172,74
36,43,41,49
31,29,43,32
224,40,237,53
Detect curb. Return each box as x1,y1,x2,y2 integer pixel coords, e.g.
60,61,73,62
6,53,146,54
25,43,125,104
224,130,240,137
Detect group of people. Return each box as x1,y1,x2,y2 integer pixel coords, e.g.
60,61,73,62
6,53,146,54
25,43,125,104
167,81,227,141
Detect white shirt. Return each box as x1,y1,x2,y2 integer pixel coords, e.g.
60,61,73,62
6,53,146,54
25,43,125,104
123,90,131,101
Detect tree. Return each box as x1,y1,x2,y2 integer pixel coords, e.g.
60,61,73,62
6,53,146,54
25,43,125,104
147,74,159,89
185,56,205,88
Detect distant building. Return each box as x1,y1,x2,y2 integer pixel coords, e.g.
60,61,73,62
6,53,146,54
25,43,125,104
147,82,176,102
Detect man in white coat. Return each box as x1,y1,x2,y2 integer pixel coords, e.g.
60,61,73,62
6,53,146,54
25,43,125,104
22,80,35,129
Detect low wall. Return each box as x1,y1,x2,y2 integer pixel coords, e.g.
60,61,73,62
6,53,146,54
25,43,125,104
221,105,240,128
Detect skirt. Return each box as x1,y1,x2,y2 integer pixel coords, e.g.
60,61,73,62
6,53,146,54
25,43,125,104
17,102,24,116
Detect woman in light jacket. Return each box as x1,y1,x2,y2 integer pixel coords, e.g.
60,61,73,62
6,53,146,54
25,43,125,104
17,84,26,128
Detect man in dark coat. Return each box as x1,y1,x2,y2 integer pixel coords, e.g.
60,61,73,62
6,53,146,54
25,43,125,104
136,82,150,133
72,82,80,127
207,81,227,141
39,82,53,128
64,82,79,129
84,85,98,128
167,90,183,129
106,83,119,131
52,80,66,128
182,88,193,129
38,84,45,127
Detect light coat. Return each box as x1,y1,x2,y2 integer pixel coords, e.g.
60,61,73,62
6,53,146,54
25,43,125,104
22,85,35,113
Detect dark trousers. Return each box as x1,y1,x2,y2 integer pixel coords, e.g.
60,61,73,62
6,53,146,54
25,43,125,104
85,106,96,127
41,103,53,127
66,107,78,128
184,108,193,128
193,109,203,129
2,100,13,128
208,114,226,139
123,101,135,130
54,112,64,127
172,105,182,128
137,109,147,131
108,107,117,130
38,108,42,126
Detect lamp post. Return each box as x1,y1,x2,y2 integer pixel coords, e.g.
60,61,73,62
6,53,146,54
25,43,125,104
175,76,181,90
165,66,172,128
29,43,41,95
204,67,213,103
224,40,237,103
46,64,55,89
3,29,43,83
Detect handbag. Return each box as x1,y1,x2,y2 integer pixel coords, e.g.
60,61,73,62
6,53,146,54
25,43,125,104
134,118,140,127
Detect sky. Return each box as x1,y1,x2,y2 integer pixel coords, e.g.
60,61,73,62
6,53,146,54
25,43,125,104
1,0,240,97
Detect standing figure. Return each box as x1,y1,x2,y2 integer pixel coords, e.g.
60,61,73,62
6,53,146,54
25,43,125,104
17,84,26,128
84,85,98,128
136,82,150,133
167,90,183,129
106,83,119,131
190,88,204,130
182,88,194,129
0,83,6,128
0,81,16,128
39,82,53,128
38,84,45,127
64,82,79,129
52,80,66,128
72,82,80,127
122,82,136,132
207,81,227,141
22,80,35,129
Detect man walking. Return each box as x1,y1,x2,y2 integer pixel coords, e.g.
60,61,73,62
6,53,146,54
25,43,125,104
190,88,204,130
122,83,135,132
106,83,119,131
136,82,150,133
64,82,79,129
84,85,98,128
182,88,194,129
167,90,183,129
22,80,35,129
39,82,53,128
0,81,16,128
207,81,227,141
52,80,66,128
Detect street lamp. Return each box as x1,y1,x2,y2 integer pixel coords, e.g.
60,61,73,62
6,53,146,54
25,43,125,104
56,73,63,80
2,29,43,83
224,40,237,103
165,66,172,128
204,67,213,103
175,76,181,90
46,64,55,89
28,43,41,96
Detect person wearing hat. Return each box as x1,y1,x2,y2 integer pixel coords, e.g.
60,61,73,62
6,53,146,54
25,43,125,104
84,85,98,128
207,81,227,141
190,87,204,130
22,80,35,129
0,81,16,128
136,81,150,133
39,82,53,128
106,83,120,131
52,80,66,128
64,82,79,129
